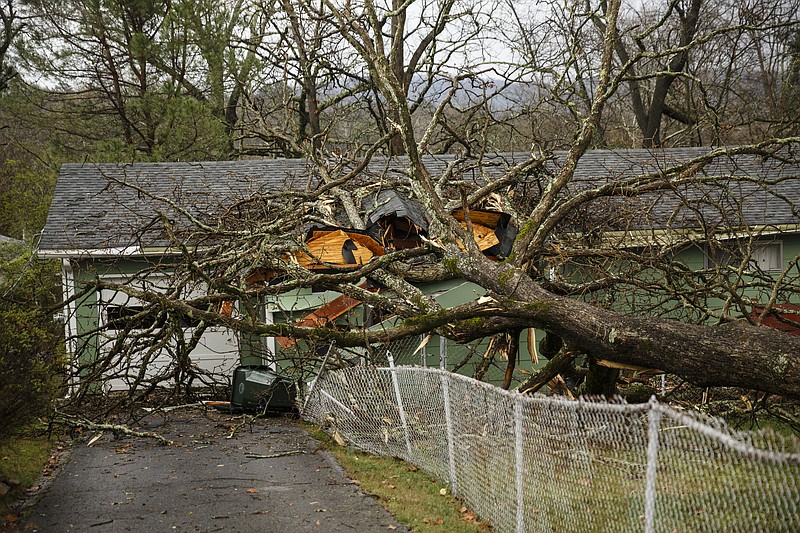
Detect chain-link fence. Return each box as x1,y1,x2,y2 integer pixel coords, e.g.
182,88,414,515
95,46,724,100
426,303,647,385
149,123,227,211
302,365,800,533
369,334,532,385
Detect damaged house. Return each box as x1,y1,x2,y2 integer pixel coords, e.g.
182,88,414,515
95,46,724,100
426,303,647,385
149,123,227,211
37,149,800,392
38,157,527,391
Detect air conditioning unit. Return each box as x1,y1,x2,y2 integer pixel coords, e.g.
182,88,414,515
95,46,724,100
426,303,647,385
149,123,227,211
230,365,296,413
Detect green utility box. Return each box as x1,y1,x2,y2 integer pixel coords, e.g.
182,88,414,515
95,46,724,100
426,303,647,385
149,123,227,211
230,365,297,413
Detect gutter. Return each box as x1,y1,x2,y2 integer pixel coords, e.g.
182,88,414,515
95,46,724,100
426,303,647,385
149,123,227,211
590,223,800,249
37,246,179,259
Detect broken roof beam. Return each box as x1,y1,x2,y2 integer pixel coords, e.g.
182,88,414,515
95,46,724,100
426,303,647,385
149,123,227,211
276,282,373,348
452,208,516,253
295,229,384,270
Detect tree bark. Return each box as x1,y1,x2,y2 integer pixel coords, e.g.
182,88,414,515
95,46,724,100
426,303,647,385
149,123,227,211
453,257,800,400
577,357,619,397
518,350,577,395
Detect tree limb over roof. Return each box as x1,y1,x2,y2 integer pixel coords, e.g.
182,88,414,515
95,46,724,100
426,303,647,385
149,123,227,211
42,143,800,399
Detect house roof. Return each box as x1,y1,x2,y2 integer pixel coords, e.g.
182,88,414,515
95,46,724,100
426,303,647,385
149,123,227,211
39,159,316,255
39,148,800,256
364,189,430,231
38,156,489,255
562,148,800,231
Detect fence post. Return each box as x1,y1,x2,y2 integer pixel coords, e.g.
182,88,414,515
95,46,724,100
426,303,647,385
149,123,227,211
388,354,413,457
319,389,355,417
514,396,525,533
644,396,661,533
440,370,458,496
439,335,447,370
301,344,332,415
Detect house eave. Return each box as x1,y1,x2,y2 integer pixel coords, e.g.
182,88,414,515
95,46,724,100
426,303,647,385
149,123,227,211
591,223,800,249
37,246,179,259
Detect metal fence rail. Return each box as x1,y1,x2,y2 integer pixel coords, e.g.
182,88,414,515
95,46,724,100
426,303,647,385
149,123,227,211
302,365,800,533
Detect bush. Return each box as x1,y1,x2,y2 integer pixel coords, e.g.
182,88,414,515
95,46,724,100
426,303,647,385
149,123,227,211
0,241,64,440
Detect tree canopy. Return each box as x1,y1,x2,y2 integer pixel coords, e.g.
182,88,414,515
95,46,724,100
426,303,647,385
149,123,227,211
9,0,800,401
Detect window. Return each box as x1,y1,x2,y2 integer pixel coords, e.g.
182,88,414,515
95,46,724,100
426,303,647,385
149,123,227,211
105,304,158,330
104,301,217,330
705,240,782,272
750,243,783,271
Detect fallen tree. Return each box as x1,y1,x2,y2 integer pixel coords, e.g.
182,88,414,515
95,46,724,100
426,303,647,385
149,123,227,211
44,0,800,402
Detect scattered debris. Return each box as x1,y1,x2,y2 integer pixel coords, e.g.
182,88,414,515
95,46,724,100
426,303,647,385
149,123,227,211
141,403,203,413
50,413,174,446
332,431,347,447
244,450,306,459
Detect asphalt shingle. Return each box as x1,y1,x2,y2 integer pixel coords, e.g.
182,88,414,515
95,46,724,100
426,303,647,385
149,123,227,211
39,149,800,253
40,159,315,251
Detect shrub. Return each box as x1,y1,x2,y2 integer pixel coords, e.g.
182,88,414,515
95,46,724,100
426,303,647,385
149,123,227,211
0,241,64,439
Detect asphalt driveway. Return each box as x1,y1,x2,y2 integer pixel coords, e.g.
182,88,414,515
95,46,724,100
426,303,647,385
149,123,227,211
20,408,405,532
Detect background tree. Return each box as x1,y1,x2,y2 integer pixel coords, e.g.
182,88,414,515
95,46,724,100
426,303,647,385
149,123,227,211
16,0,253,161
0,0,20,92
598,0,703,148
0,240,63,439
237,0,500,157
502,0,800,148
0,157,55,241
0,74,59,242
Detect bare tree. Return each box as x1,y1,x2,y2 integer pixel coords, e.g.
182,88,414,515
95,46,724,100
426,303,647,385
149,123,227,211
44,0,800,404
239,0,499,157
0,0,20,92
599,0,703,147
501,0,800,148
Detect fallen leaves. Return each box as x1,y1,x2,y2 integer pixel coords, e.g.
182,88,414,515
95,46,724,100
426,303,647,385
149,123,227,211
459,506,482,525
332,431,346,447
42,452,61,476
3,514,17,528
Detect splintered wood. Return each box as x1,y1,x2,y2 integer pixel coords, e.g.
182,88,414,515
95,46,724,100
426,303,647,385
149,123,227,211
453,209,501,251
277,281,374,348
296,230,381,268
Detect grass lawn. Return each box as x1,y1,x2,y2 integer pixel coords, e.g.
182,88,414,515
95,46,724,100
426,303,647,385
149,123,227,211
0,434,56,527
305,424,490,532
306,417,799,533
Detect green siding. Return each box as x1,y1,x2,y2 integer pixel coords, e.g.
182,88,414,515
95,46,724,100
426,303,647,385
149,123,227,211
67,256,248,383
63,231,800,389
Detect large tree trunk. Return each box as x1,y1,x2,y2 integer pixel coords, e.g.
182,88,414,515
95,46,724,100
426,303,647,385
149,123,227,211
454,257,800,399
387,0,407,156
